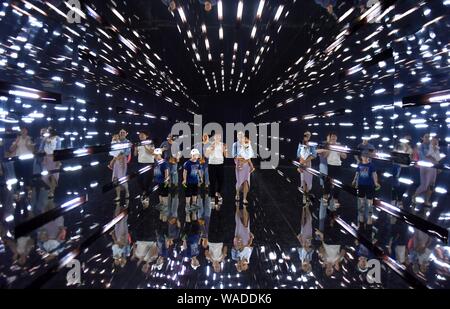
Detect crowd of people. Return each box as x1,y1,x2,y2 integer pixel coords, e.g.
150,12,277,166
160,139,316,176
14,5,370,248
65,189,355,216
295,130,443,278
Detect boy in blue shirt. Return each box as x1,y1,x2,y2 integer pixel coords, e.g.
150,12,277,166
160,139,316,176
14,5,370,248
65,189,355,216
153,148,170,218
352,151,380,230
183,149,203,215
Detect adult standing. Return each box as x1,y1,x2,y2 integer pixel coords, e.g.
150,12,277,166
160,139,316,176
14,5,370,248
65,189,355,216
160,134,181,189
134,131,154,206
412,135,441,207
194,133,211,188
297,131,317,204
109,129,131,202
233,133,255,206
323,132,347,208
205,132,227,207
42,127,61,199
9,126,34,189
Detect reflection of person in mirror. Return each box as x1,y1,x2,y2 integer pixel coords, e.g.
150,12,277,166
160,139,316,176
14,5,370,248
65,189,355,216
352,151,380,232
109,129,131,203
297,203,313,273
314,0,338,19
9,126,35,190
134,131,154,207
412,134,441,207
297,131,317,204
233,133,255,206
391,135,413,208
232,204,254,272
42,127,61,200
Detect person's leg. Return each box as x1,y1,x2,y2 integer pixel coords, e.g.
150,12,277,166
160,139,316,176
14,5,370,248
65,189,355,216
424,168,437,205
413,167,428,201
242,181,249,203
137,163,146,196
208,164,217,198
217,164,224,199
358,197,366,227
123,182,130,199
367,198,374,225
242,205,249,227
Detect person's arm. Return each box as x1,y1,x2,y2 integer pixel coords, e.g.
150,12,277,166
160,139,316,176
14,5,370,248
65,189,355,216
205,144,214,157
222,245,228,259
248,233,255,246
164,167,170,184
352,170,359,187
145,145,154,155
9,137,19,154
223,143,228,157
198,167,203,184
182,167,187,185
372,171,380,187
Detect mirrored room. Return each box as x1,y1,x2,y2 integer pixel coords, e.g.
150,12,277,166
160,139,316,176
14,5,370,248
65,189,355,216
0,0,449,290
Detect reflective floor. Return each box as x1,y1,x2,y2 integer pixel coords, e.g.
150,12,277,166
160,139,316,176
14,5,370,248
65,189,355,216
1,0,450,289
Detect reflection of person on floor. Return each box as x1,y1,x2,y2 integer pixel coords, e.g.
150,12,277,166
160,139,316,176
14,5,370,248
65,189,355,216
354,240,375,275
315,216,346,277
182,149,202,211
412,135,441,207
131,241,158,274
134,131,154,207
1,223,34,267
314,0,338,19
408,229,433,275
352,151,380,231
111,211,130,268
37,201,66,261
109,129,131,203
155,220,169,270
232,204,254,272
152,148,170,220
297,204,314,273
297,131,317,204
233,133,255,206
204,206,227,273
182,221,201,270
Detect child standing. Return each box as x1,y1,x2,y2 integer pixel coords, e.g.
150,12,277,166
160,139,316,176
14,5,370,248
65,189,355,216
183,149,203,212
352,151,380,231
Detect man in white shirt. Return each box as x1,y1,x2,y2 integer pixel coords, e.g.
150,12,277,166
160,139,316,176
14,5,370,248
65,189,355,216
134,131,155,207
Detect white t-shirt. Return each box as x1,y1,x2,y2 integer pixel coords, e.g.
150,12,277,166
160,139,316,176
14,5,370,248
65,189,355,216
44,137,59,155
238,246,253,262
323,244,341,264
208,143,224,165
427,146,441,163
327,145,342,166
208,242,224,262
238,144,254,160
15,136,33,156
137,145,154,163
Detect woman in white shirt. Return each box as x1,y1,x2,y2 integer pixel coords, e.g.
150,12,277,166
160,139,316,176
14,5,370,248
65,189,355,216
322,133,347,208
134,131,154,204
205,133,227,206
234,136,255,206
9,127,35,187
42,128,61,199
